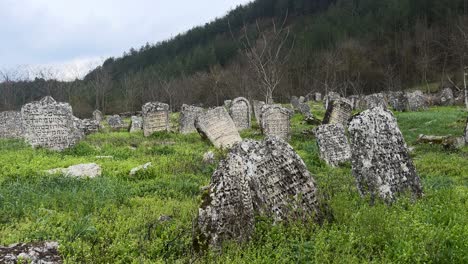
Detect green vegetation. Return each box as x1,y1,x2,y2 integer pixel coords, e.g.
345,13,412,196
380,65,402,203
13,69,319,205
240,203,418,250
1,104,467,263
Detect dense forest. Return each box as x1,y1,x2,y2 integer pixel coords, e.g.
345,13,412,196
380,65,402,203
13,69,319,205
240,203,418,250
2,0,468,116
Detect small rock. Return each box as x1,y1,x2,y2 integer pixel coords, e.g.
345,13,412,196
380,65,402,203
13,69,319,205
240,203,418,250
46,163,102,178
158,215,173,222
129,162,152,176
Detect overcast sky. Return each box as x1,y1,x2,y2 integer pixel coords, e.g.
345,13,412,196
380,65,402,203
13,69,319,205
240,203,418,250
0,0,252,80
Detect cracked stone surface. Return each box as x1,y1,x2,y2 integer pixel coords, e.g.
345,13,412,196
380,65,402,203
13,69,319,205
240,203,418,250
21,96,84,151
196,137,322,248
195,107,242,148
142,102,170,137
322,98,353,127
348,107,423,203
179,104,204,134
260,105,292,141
0,111,24,139
0,241,61,264
315,124,351,167
229,97,251,131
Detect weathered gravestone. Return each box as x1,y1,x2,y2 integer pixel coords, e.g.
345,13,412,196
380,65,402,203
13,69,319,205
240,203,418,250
179,104,204,134
92,109,104,122
261,105,292,140
406,90,428,111
129,116,143,133
315,124,351,167
437,88,454,106
21,96,83,151
196,137,322,248
365,93,387,109
224,100,232,109
195,107,242,148
107,115,127,130
298,96,306,104
388,91,408,112
297,103,319,124
324,92,341,110
322,98,353,126
252,100,266,124
314,92,322,102
229,97,251,130
291,96,300,110
0,111,24,139
75,118,99,135
348,107,423,203
142,102,170,137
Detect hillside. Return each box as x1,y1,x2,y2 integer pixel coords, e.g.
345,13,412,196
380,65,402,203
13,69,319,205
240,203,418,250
1,0,468,116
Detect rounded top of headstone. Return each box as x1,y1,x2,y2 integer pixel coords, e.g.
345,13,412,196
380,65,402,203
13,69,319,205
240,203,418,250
142,102,170,114
261,104,293,117
231,97,250,106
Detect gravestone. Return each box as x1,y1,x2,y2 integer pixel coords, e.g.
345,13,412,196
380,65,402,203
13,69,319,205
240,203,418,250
21,96,83,151
406,90,428,111
229,97,251,130
129,116,143,133
322,98,353,126
315,124,351,167
348,107,423,203
107,115,127,130
195,107,242,148
437,88,454,106
314,92,322,102
0,111,24,139
142,102,170,137
252,100,266,124
196,137,322,248
291,96,300,110
224,100,232,109
365,93,387,109
324,92,341,110
298,96,306,104
388,91,408,112
79,118,99,135
179,104,204,134
260,105,292,140
92,110,104,122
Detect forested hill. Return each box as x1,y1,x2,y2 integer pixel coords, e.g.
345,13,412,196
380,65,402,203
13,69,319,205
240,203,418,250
1,0,468,116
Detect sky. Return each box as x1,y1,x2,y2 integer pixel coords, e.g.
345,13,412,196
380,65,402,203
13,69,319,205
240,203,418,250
0,0,252,80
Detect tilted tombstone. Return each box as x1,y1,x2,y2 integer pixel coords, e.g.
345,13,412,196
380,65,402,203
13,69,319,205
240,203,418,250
348,107,423,203
322,98,353,127
129,116,143,133
196,137,322,248
314,92,322,102
0,111,24,139
179,104,204,134
290,96,300,110
229,97,251,131
92,110,104,122
365,93,387,109
437,88,454,106
21,96,83,151
195,107,242,148
107,115,127,130
142,102,170,137
260,105,292,141
406,90,428,111
252,100,266,124
324,92,341,110
315,124,351,167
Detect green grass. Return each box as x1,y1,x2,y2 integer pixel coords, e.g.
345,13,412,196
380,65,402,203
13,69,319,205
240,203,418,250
0,103,467,263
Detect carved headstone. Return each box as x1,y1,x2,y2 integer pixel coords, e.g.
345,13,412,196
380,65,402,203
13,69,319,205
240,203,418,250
291,96,300,110
92,110,104,122
130,116,143,133
322,98,353,126
252,100,266,124
179,104,204,134
324,92,341,110
260,105,292,140
196,137,322,248
229,97,251,130
142,102,170,137
348,107,423,202
0,111,24,139
107,115,127,130
406,90,428,111
315,124,351,167
437,88,454,106
21,96,83,151
195,107,242,148
76,118,99,135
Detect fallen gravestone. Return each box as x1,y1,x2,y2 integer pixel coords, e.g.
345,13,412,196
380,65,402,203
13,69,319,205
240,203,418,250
322,98,353,126
348,107,423,203
229,97,251,130
142,102,170,137
107,115,127,130
252,100,266,124
315,124,351,167
0,241,61,264
129,116,143,133
46,163,102,178
179,104,204,134
196,137,322,248
260,105,292,140
21,96,84,151
93,109,104,122
195,107,242,148
0,111,24,139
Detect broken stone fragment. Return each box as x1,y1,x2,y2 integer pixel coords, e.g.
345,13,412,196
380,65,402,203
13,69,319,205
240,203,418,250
46,163,102,178
129,162,152,176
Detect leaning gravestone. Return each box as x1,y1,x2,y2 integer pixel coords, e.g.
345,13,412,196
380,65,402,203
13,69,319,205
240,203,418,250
195,107,242,148
107,115,127,130
129,116,143,133
179,104,204,134
229,97,251,130
315,124,351,167
322,98,353,126
252,100,266,124
21,96,83,151
324,92,341,110
261,105,292,140
142,102,170,137
196,137,322,248
92,109,104,122
348,107,423,203
0,111,24,139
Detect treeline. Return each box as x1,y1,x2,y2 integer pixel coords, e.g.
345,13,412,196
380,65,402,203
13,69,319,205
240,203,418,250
1,0,468,117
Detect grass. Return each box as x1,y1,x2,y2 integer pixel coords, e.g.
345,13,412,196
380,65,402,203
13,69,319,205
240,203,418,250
0,103,467,263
